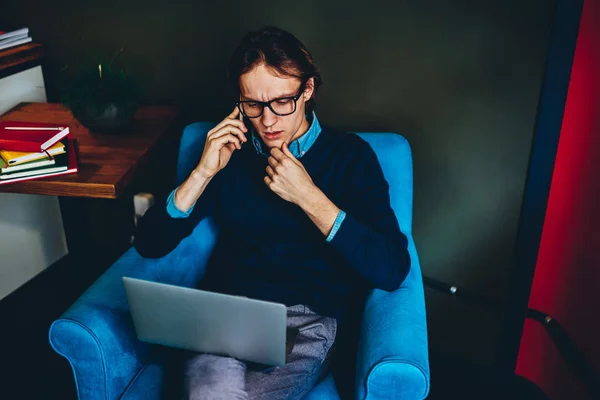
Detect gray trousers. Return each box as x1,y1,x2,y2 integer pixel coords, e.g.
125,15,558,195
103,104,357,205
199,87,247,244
183,304,337,400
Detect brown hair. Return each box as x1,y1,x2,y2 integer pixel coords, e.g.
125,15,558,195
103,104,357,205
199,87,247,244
228,26,322,113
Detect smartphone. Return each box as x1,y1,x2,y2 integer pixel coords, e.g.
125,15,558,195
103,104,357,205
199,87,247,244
238,108,253,139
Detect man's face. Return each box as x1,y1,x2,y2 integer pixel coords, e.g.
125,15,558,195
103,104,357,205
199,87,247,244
239,63,314,149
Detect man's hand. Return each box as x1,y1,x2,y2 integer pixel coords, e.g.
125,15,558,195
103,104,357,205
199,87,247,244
265,142,341,238
264,143,317,206
174,107,247,213
196,107,248,179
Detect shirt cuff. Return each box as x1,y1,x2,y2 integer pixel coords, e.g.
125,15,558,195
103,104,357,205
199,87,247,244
166,188,195,218
326,210,347,242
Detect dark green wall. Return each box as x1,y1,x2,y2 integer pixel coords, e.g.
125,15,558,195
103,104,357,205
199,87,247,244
0,0,553,366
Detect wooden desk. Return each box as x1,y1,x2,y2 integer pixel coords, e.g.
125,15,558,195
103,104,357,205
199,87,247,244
0,102,180,262
0,102,178,199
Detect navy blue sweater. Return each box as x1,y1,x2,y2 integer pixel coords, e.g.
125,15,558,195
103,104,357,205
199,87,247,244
133,125,411,322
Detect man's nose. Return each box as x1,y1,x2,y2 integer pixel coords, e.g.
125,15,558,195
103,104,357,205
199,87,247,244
261,106,278,128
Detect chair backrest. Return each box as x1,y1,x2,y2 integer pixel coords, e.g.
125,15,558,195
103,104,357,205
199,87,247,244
355,132,414,233
176,123,414,233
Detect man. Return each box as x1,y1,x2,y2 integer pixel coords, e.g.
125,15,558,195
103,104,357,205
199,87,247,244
134,26,411,400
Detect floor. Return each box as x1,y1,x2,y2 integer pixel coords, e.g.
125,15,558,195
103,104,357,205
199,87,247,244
0,255,100,400
427,353,549,400
0,254,550,400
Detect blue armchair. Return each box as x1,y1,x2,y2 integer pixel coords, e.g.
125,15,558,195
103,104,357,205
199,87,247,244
49,122,430,399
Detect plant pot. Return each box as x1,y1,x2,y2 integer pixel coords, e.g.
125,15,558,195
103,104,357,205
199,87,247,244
70,100,138,134
63,65,139,134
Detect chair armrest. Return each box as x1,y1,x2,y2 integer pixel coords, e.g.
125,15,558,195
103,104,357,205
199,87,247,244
355,236,430,400
49,217,218,400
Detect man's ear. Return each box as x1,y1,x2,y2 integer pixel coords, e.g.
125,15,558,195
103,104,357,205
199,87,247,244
303,77,315,102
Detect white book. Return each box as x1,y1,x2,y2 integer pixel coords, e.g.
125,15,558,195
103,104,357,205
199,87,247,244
0,165,68,180
0,37,33,52
0,157,56,174
0,33,29,45
0,28,29,41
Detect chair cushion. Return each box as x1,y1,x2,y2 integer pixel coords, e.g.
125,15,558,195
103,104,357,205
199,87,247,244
304,373,341,399
121,361,165,400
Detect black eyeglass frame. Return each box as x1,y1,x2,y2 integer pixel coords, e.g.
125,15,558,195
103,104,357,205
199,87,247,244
235,83,306,118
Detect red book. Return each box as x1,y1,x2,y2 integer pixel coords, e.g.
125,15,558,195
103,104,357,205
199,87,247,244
0,138,79,186
0,121,70,153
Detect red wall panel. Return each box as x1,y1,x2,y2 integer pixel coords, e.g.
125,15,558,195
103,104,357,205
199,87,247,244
515,0,600,399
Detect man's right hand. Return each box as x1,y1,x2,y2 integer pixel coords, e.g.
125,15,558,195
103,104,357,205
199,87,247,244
196,107,248,179
173,108,248,214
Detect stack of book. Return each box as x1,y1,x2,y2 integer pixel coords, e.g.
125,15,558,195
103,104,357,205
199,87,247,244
0,121,78,185
0,28,32,52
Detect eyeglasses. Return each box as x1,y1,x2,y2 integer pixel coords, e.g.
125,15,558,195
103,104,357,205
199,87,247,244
235,84,305,118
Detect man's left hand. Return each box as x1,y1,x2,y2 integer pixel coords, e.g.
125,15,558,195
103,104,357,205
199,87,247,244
264,143,317,206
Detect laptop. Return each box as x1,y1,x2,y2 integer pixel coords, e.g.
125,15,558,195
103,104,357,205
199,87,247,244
122,276,290,366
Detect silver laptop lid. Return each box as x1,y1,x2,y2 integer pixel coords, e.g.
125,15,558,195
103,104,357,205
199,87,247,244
123,276,288,366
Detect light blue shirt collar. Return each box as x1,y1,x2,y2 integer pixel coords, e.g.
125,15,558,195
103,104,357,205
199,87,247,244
251,112,322,158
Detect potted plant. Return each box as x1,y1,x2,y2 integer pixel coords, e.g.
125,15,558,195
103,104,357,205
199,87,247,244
62,49,139,134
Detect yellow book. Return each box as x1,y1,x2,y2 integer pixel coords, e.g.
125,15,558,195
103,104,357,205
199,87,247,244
0,142,65,166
